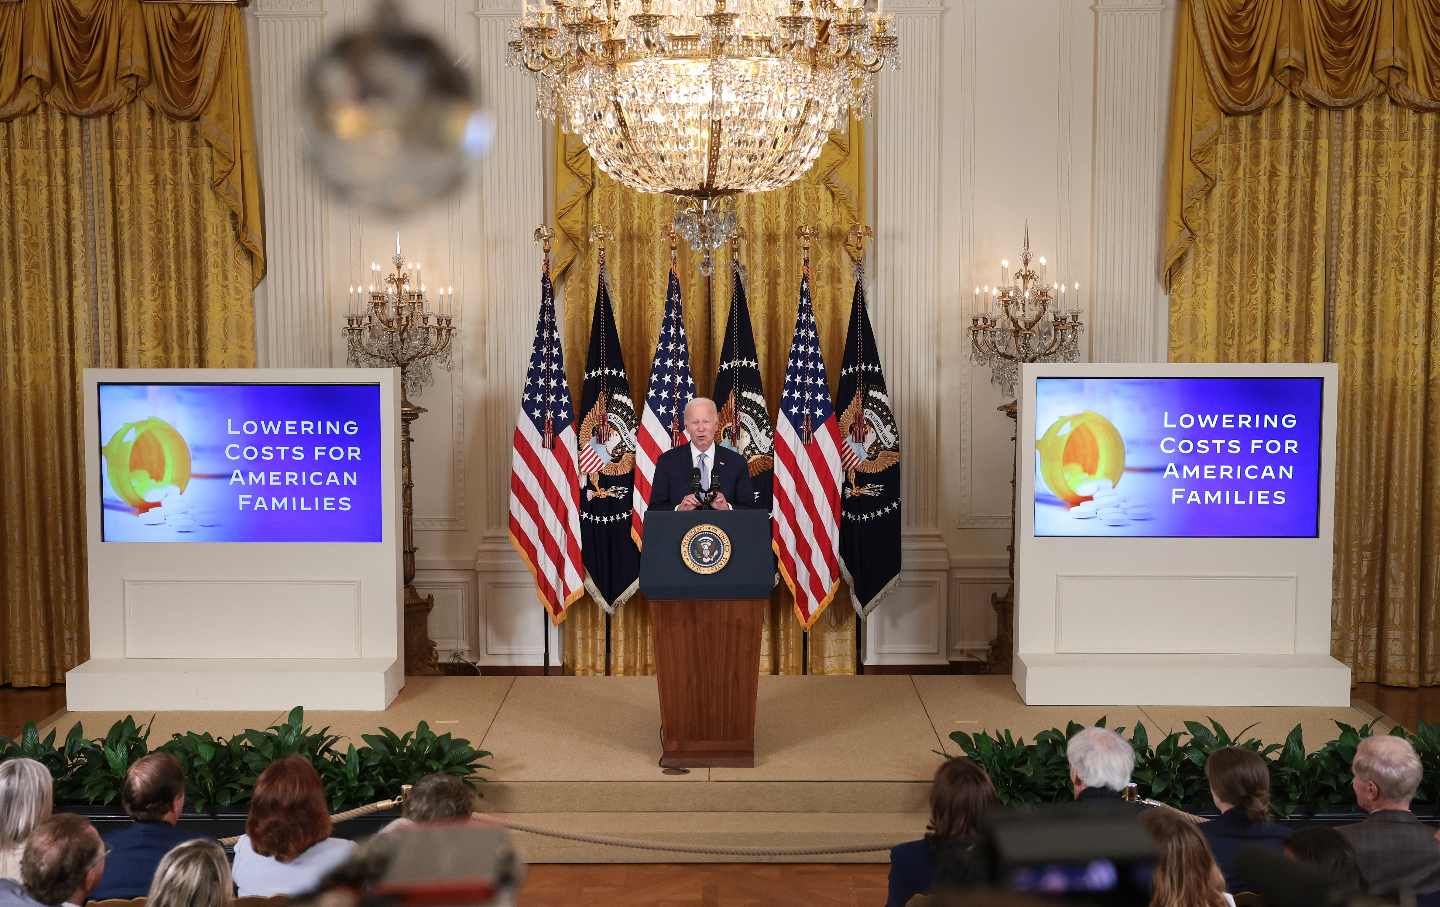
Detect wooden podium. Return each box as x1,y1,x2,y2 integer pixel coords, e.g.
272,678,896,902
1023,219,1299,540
640,510,774,769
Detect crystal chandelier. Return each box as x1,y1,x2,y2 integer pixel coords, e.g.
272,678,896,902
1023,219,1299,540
969,225,1084,398
507,0,899,271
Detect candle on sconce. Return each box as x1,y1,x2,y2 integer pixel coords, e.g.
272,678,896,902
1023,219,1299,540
1000,259,1009,286
1038,256,1047,283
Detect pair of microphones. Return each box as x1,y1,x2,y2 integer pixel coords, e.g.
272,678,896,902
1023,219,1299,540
688,467,717,509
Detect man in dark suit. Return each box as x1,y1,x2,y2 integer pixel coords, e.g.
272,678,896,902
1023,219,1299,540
1337,735,1440,898
90,753,209,900
648,397,759,512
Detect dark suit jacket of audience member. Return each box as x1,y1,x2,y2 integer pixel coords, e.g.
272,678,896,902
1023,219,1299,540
1200,807,1290,894
887,839,937,907
1073,787,1148,812
1337,810,1440,897
646,444,759,511
91,821,210,900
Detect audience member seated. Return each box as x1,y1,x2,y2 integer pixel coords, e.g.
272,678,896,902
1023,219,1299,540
147,839,233,907
382,773,479,835
2,815,106,907
232,755,356,897
887,757,997,907
1141,809,1235,907
91,752,209,900
1337,735,1440,898
0,759,52,883
1200,747,1290,894
1284,826,1365,896
1067,726,1142,809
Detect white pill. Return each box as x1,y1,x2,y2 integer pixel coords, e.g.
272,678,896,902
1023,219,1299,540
194,510,220,527
1102,515,1130,527
1070,509,1098,520
140,509,166,526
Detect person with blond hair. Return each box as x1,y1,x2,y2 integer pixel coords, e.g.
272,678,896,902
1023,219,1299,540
1141,809,1235,907
0,759,53,883
146,839,233,907
1338,735,1440,897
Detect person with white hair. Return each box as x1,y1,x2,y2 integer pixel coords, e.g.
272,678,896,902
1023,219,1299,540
1065,726,1142,810
0,759,53,882
1337,735,1440,897
646,396,758,512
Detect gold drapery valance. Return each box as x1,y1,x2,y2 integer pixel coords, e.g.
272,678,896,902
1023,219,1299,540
0,0,264,284
1164,0,1440,287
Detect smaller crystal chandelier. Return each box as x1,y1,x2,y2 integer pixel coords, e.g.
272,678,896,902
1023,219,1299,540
344,234,457,398
969,225,1083,398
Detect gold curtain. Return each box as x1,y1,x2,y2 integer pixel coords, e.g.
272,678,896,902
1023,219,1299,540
1166,0,1440,685
1165,0,1440,287
0,0,262,687
553,119,865,676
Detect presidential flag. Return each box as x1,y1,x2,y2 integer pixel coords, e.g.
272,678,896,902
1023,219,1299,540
836,268,902,616
772,270,843,628
714,260,775,510
632,268,697,546
577,269,641,612
508,267,585,623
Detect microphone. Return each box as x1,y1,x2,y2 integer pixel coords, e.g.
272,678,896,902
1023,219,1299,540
688,466,713,510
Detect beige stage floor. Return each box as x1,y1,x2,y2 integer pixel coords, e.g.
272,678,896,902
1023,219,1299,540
40,675,1392,864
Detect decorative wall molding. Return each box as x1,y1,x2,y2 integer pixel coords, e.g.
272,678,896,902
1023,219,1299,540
875,1,942,532
471,0,545,539
473,542,563,666
1090,0,1174,363
247,5,330,368
413,569,477,660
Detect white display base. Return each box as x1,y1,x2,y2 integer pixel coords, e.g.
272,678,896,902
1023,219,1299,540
65,658,403,712
76,369,404,714
1015,653,1351,707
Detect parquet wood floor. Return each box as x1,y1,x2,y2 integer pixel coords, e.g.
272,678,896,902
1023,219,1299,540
519,863,889,907
0,685,64,737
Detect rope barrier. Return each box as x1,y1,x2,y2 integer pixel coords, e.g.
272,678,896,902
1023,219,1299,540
220,798,898,857
218,796,1208,856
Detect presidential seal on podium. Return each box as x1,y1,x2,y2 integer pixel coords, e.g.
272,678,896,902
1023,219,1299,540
680,523,731,575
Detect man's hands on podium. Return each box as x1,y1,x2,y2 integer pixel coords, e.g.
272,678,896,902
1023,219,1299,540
676,492,731,511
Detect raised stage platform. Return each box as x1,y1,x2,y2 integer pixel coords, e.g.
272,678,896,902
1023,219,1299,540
38,675,1391,864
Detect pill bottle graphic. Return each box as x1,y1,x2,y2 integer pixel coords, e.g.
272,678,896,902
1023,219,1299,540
1035,411,1125,506
103,418,193,512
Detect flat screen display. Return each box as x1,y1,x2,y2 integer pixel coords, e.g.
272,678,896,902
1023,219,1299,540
98,383,383,542
1032,376,1324,538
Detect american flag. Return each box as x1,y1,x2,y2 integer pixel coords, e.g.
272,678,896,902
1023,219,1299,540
773,271,843,628
508,269,584,623
632,268,696,546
